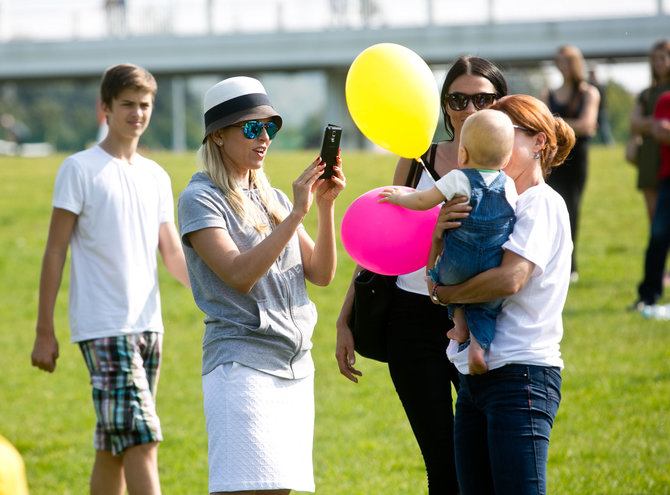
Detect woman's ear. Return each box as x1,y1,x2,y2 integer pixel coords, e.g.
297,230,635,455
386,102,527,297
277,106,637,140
534,131,547,152
212,130,224,147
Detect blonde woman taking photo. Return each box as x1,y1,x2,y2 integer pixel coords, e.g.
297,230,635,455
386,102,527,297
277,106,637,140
178,76,345,495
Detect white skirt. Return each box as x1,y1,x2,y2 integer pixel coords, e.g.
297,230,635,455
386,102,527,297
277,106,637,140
202,362,315,493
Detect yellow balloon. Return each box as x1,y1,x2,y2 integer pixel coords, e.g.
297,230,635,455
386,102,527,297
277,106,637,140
346,43,440,159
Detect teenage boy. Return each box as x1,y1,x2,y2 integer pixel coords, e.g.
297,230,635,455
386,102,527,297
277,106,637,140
31,63,190,495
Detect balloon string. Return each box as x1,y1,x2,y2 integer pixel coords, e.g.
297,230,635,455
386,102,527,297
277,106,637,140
415,157,436,185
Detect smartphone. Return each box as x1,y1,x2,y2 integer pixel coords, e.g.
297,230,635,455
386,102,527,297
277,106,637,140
319,124,342,179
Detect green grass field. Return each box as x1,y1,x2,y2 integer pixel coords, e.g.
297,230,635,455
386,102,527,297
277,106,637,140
1,144,669,494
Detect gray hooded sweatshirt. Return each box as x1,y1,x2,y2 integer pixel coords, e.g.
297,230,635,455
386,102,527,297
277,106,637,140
178,172,317,379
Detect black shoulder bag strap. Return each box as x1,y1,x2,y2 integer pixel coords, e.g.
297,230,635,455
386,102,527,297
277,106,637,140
406,143,439,188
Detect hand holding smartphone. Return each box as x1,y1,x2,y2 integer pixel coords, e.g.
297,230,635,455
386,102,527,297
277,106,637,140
319,124,342,179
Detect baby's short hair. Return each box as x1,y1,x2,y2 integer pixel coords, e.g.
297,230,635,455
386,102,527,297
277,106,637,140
461,109,514,169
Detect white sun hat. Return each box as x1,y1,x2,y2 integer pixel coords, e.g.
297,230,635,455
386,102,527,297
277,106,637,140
202,76,282,143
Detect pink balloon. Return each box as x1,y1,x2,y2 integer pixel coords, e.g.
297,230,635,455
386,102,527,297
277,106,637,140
341,186,441,276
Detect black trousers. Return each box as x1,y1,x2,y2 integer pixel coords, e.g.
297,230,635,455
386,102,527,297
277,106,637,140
546,137,589,274
386,287,460,495
638,177,670,304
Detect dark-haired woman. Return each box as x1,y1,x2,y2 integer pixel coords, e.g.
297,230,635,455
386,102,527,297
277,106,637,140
336,55,508,494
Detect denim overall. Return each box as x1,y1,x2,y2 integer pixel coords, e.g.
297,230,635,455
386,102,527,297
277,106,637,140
436,169,515,349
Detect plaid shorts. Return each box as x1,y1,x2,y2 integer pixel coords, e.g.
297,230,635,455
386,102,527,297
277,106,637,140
79,331,163,455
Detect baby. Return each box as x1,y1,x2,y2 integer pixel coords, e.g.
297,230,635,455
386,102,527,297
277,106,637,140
379,109,517,374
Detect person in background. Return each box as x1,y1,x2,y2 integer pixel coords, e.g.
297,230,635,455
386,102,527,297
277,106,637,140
632,90,670,310
31,63,190,495
433,94,575,495
543,45,599,283
178,76,345,494
629,40,670,224
105,0,127,37
628,39,670,299
0,113,30,153
336,55,508,495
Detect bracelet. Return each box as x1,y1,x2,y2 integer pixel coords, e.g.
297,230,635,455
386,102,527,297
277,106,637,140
430,283,447,306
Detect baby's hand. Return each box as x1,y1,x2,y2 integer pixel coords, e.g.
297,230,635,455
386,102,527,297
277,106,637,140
378,187,402,204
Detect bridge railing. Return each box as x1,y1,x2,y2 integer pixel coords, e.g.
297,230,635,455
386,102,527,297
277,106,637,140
0,0,665,43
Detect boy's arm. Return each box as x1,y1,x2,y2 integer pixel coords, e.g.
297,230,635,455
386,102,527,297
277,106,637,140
158,222,191,289
379,185,445,211
32,208,76,373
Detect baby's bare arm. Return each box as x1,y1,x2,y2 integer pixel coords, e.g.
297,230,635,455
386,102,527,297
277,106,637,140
379,185,444,210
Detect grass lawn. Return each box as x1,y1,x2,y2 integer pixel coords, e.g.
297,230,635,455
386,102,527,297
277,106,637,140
0,143,668,494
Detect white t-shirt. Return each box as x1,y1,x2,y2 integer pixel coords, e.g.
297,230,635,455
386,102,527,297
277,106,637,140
434,168,518,206
396,168,436,294
446,183,572,373
52,145,174,342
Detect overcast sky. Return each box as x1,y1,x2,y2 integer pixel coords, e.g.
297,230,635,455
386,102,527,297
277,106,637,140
0,0,665,93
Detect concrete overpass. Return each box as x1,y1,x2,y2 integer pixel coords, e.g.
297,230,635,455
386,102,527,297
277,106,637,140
1,12,667,149
1,15,666,80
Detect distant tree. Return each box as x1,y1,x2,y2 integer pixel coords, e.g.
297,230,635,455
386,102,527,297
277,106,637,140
604,80,636,143
302,111,326,149
1,76,207,152
8,79,99,150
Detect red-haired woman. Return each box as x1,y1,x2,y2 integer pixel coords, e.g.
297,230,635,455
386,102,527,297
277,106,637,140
432,94,575,495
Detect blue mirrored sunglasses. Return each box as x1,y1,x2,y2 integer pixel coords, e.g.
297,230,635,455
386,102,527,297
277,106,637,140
235,120,279,140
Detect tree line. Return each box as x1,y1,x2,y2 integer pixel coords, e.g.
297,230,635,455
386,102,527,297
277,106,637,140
0,75,635,153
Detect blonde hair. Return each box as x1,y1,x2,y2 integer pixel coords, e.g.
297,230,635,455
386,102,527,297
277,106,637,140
461,109,514,170
197,136,286,232
492,94,576,178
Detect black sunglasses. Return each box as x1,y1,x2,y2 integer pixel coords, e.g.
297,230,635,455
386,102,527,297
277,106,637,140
446,92,498,111
234,120,279,140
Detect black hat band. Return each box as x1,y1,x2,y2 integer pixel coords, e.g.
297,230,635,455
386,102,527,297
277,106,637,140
204,93,272,129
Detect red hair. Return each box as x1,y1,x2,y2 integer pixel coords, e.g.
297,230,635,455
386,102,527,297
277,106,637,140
492,94,575,178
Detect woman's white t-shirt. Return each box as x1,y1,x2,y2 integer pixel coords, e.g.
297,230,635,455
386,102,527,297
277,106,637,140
446,183,572,373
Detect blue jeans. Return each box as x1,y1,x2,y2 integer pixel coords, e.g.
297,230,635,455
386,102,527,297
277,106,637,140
638,177,670,304
454,364,562,495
